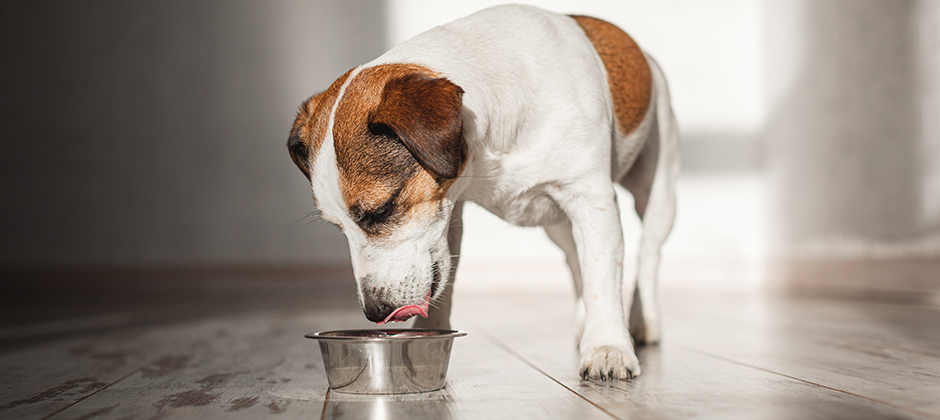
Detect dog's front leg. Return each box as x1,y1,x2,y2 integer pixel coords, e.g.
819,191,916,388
557,183,640,380
414,201,463,330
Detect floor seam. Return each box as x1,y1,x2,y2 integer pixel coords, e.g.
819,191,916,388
668,342,940,420
40,335,196,420
466,319,622,420
40,363,144,420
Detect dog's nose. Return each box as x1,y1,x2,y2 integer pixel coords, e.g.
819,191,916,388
361,289,396,323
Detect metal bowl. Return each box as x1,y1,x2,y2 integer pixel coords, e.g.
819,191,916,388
305,329,466,394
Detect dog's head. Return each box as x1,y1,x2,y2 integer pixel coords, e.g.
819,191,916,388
287,64,466,324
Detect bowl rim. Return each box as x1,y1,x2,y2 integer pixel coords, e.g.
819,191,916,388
304,328,467,341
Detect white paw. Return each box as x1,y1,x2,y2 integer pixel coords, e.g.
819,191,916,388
579,343,641,381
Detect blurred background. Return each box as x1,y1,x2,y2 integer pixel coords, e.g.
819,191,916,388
1,0,939,298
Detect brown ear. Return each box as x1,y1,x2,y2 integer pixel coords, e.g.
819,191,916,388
287,93,322,180
369,73,465,179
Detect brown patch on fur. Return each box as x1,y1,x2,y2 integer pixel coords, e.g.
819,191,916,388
332,64,465,237
400,169,454,221
572,15,652,136
371,73,465,178
287,69,354,179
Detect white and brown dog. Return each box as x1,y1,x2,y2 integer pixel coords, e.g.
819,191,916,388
288,5,678,380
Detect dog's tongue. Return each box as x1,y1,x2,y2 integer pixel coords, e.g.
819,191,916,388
377,292,431,325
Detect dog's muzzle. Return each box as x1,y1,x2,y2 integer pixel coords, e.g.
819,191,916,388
361,262,442,324
362,289,431,325
378,291,431,325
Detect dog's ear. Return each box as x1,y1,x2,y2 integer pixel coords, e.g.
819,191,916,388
287,94,321,180
287,126,311,180
369,73,465,179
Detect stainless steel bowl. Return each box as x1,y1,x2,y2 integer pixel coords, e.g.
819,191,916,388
305,329,466,394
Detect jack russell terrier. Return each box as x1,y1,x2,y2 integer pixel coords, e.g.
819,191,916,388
288,5,678,380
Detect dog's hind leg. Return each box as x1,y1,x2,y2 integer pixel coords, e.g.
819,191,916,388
544,217,585,341
619,57,679,345
414,201,463,330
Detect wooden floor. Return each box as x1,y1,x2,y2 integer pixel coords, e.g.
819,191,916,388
1,263,939,420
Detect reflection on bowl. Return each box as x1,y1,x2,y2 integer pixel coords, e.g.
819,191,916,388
305,329,466,394
321,393,455,419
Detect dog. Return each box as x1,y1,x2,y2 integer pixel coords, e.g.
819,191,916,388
287,5,678,380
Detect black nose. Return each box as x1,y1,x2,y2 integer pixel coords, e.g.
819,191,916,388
361,285,395,323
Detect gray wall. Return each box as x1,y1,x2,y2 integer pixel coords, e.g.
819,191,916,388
764,0,940,257
0,1,387,266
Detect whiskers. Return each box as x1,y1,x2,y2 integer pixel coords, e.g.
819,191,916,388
293,211,324,226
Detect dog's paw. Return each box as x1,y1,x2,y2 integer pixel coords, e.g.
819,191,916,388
579,344,641,381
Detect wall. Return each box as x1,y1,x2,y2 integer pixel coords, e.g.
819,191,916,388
0,1,387,266
764,0,940,258
3,0,938,271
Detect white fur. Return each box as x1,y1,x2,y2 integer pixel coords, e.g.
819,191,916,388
311,5,679,381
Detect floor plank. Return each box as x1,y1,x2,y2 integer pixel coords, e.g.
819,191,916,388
3,264,940,419
0,322,202,419
664,293,940,418
40,310,348,419
3,307,612,420
321,321,614,420
454,288,939,420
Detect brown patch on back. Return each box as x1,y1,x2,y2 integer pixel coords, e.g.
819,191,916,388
287,69,354,179
572,15,652,136
332,64,464,238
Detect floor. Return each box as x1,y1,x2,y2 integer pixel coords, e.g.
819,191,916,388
1,262,939,420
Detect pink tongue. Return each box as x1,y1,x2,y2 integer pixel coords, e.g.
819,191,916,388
377,291,431,325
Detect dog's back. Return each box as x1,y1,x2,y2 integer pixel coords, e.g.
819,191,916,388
364,6,666,215
368,5,619,156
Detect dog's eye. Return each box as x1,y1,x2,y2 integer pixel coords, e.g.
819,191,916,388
352,193,398,231
368,122,398,140
362,203,393,226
